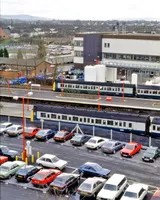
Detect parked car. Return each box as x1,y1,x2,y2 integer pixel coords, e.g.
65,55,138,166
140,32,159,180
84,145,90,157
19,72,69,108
151,189,160,200
121,183,148,200
70,134,91,146
97,174,128,200
31,169,61,187
0,161,26,179
15,165,41,182
142,146,160,162
0,122,13,135
36,154,67,170
101,140,126,154
6,125,22,137
35,129,56,141
24,127,40,138
85,137,109,150
0,156,8,165
120,142,142,158
49,173,80,194
54,130,74,142
78,162,110,178
0,145,19,160
77,177,106,198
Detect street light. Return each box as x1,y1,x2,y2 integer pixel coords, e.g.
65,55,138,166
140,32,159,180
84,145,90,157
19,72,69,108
13,91,33,162
98,87,102,111
26,81,32,111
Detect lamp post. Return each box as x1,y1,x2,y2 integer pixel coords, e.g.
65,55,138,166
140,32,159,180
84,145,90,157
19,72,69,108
13,92,33,162
26,81,32,111
61,75,64,97
98,87,102,111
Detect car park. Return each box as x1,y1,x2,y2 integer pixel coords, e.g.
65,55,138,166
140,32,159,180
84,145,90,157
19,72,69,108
78,162,110,178
36,154,68,170
121,183,148,200
49,173,80,194
15,165,41,182
151,189,160,200
31,169,61,187
6,125,22,137
35,129,56,141
54,130,74,142
0,122,13,135
101,140,126,154
0,156,8,165
0,145,19,160
24,127,40,138
0,161,26,179
85,137,109,150
120,142,142,158
70,134,91,146
142,146,160,162
97,173,128,200
77,177,106,198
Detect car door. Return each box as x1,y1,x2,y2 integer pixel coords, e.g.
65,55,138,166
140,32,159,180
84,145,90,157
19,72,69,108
66,176,74,189
98,139,105,147
10,164,19,175
45,158,54,168
65,132,70,140
17,127,22,135
88,166,97,177
115,142,121,151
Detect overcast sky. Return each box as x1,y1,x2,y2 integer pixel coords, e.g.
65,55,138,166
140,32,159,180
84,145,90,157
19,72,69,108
1,0,160,20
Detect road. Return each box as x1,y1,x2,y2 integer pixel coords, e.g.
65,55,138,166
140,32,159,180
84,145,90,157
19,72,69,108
1,87,160,111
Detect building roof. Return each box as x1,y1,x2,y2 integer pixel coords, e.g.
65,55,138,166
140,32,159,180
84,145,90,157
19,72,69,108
0,58,49,67
101,59,160,70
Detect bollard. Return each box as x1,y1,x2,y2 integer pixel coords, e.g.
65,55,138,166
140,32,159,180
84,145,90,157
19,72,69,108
15,155,18,161
25,157,28,165
21,152,24,161
37,152,40,159
31,154,34,163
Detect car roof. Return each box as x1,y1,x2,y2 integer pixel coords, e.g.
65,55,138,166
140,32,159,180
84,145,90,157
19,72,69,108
41,154,56,159
38,169,57,175
0,145,8,148
89,136,104,140
83,162,100,167
9,125,21,128
153,189,160,197
20,165,34,169
1,161,13,167
25,127,37,129
83,177,105,184
1,122,12,125
127,142,138,145
126,183,146,192
13,161,25,165
106,174,126,185
147,146,158,150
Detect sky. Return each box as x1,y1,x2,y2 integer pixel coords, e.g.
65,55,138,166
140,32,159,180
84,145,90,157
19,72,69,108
1,0,160,20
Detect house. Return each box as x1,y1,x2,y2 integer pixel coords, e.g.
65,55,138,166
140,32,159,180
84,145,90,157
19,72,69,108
0,28,10,41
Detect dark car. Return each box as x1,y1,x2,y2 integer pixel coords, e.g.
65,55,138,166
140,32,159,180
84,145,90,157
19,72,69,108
0,145,19,160
54,130,74,142
49,173,80,194
70,134,91,146
78,162,110,179
142,146,160,162
35,129,56,141
15,165,41,182
101,140,126,154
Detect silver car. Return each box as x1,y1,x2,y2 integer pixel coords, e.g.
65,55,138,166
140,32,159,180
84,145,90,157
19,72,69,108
6,125,22,137
0,122,13,135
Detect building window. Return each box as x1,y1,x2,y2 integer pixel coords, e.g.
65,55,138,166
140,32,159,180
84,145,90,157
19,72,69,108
74,51,83,57
104,43,110,48
74,40,83,47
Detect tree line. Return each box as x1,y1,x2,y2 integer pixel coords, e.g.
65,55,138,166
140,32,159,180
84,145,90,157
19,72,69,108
0,48,9,57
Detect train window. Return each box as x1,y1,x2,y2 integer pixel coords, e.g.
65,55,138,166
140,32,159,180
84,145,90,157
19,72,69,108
115,88,117,92
57,115,61,120
129,123,132,128
41,113,46,118
149,91,152,94
118,88,120,92
91,119,94,124
88,86,91,89
68,84,72,88
64,84,67,88
83,85,87,89
79,118,83,122
112,88,115,91
137,89,140,93
62,115,67,120
73,116,78,121
95,119,101,124
119,122,122,127
107,87,111,91
51,114,56,119
84,118,86,123
68,117,72,121
103,87,107,91
87,118,90,123
91,86,95,90
152,125,156,130
107,120,113,125
76,85,79,88
141,90,143,93
60,83,64,88
80,85,83,89
115,121,118,126
47,114,50,118
144,90,148,94
157,126,160,131
72,85,75,88
103,120,106,125
153,91,157,94
123,122,126,127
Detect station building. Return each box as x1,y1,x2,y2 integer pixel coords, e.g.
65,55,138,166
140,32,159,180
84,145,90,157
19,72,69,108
73,33,160,83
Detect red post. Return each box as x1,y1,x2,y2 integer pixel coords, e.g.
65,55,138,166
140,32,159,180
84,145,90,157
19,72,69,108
22,97,26,161
122,81,124,102
27,84,29,111
98,88,100,111
61,77,64,97
7,80,10,93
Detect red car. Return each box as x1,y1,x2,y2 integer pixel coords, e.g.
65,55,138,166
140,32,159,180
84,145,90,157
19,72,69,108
24,127,41,138
151,189,160,200
31,169,61,187
0,156,8,165
120,142,142,157
54,130,74,142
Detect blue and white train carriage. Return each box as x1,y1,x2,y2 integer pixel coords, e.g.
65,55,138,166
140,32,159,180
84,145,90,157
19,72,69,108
31,105,160,137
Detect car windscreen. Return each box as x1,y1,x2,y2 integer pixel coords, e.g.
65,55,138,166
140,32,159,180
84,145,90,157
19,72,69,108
55,131,65,137
0,125,6,128
24,128,34,133
17,167,31,175
72,135,82,141
92,164,102,171
53,176,68,184
124,191,137,198
125,144,135,150
103,142,113,148
104,184,117,191
88,139,97,144
1,147,9,153
37,130,49,136
146,148,156,154
79,183,92,191
52,157,59,163
8,127,17,131
33,173,44,180
0,166,10,171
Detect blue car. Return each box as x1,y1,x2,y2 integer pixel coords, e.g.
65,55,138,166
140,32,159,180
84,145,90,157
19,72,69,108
101,140,126,154
35,129,56,141
78,162,110,178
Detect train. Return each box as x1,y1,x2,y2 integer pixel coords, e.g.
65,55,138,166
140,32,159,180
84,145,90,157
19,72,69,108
53,79,160,99
31,105,160,138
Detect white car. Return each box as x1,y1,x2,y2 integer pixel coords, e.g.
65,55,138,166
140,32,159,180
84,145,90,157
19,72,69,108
36,154,67,170
0,122,13,135
77,177,106,198
6,125,22,136
97,174,128,200
85,137,109,149
121,183,148,200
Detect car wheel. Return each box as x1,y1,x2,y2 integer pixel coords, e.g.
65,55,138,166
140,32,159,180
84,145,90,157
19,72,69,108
113,150,116,154
55,167,60,170
8,175,12,179
39,164,43,167
27,177,31,182
80,171,84,177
